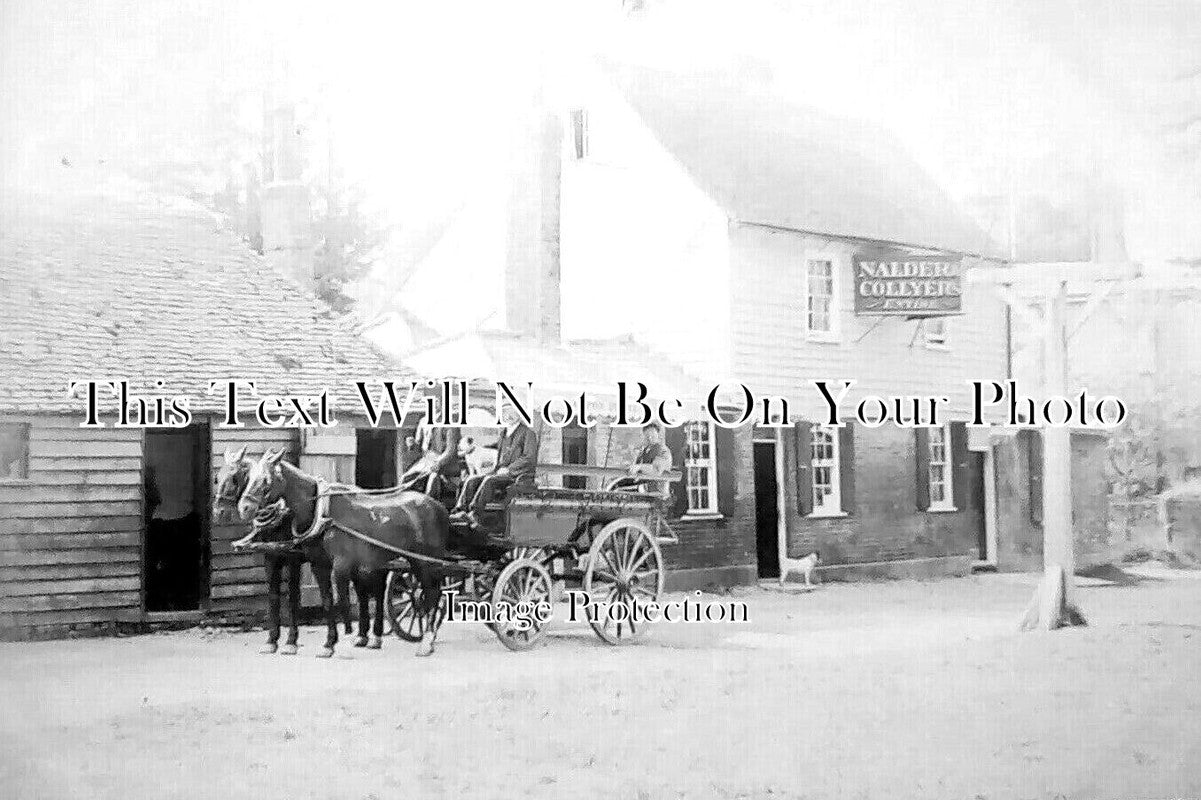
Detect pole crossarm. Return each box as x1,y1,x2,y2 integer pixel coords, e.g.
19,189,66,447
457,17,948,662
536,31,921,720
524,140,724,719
993,282,1045,335
966,260,1141,290
1067,279,1118,341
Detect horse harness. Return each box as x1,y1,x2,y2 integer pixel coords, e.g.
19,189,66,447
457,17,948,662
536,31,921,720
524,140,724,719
290,477,416,558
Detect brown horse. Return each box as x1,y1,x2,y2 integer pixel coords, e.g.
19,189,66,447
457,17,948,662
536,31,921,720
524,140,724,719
212,448,352,655
238,449,452,657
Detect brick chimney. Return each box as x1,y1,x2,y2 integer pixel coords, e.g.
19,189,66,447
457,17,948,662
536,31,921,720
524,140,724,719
259,97,313,285
503,93,562,343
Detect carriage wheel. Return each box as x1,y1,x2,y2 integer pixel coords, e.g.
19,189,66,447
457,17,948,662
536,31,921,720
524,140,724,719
490,557,554,652
384,569,425,642
583,519,664,645
471,570,500,633
435,575,467,627
387,570,468,641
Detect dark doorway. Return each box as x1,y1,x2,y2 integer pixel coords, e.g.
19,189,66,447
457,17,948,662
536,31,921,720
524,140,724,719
561,423,588,489
144,424,210,612
969,451,988,559
356,429,397,489
753,441,780,579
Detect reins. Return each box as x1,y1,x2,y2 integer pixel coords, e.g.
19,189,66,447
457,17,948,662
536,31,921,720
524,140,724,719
261,468,414,558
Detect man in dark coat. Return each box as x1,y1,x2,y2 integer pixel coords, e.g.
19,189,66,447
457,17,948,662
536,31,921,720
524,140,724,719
607,422,673,495
401,424,463,495
450,405,538,525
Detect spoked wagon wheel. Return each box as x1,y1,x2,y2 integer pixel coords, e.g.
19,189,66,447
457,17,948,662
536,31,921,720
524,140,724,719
490,557,554,652
435,575,467,627
583,519,665,645
386,570,467,642
385,569,424,642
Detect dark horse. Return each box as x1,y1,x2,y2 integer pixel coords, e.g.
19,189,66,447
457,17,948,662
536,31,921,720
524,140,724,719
213,448,353,655
238,449,452,657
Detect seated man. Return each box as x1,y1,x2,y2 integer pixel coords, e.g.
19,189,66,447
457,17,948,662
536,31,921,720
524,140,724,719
607,422,673,495
400,423,463,497
450,406,538,526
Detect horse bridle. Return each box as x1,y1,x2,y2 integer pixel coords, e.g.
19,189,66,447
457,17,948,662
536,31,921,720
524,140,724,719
215,460,250,508
240,455,417,557
241,461,288,514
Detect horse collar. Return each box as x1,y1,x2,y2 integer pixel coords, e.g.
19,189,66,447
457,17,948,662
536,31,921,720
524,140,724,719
293,476,331,543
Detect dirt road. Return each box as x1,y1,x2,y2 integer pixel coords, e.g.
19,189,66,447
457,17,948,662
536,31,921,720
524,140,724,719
3,569,1200,800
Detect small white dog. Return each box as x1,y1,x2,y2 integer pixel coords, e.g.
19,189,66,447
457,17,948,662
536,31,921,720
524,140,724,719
779,551,821,587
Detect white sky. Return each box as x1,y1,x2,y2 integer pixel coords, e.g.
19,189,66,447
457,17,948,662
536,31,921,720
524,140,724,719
3,0,1199,260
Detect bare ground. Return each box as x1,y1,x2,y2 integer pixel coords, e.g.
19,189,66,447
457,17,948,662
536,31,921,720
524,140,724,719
2,568,1200,800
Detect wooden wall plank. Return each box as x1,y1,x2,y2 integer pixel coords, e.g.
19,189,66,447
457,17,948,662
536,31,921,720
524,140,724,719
211,566,266,586
210,584,264,600
0,563,140,583
211,427,300,441
29,427,143,442
0,500,141,520
30,457,142,472
0,516,140,536
29,441,142,458
300,430,357,456
22,471,142,487
211,551,264,571
0,532,139,551
0,591,140,613
208,596,266,613
0,485,140,503
0,607,143,628
1,576,141,598
0,547,141,567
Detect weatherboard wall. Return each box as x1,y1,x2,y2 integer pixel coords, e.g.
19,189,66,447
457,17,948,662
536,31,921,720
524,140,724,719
0,415,303,638
0,415,144,636
726,223,1010,421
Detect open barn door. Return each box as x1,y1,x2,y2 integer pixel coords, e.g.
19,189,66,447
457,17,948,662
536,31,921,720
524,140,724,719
143,423,210,613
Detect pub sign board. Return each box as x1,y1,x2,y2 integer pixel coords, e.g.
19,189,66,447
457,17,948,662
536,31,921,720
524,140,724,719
853,250,964,316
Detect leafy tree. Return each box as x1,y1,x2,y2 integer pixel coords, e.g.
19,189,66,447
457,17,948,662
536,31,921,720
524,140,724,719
310,181,390,315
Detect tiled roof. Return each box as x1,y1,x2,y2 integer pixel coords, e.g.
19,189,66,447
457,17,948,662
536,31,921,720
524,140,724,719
0,170,398,415
603,61,1002,259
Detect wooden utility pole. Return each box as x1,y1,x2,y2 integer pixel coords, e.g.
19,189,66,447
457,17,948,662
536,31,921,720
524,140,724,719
970,260,1137,630
1019,281,1085,630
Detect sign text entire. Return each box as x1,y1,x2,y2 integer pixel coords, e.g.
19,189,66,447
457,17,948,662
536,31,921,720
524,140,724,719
853,252,964,316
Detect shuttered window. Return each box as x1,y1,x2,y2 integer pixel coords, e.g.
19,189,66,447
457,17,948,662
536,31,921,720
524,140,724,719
810,427,841,514
683,421,718,514
796,422,855,516
927,425,954,510
916,422,968,512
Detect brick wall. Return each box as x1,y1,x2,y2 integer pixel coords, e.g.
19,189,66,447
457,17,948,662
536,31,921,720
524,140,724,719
660,424,757,590
994,430,1113,571
780,424,978,572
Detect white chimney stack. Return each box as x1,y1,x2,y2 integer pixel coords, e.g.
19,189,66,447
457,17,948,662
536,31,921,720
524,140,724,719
503,84,563,344
259,96,313,285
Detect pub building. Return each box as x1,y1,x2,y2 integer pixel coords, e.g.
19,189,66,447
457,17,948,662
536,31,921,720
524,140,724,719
379,56,1110,588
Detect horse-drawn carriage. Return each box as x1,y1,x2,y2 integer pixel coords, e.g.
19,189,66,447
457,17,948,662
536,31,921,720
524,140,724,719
221,448,678,656
385,473,677,651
